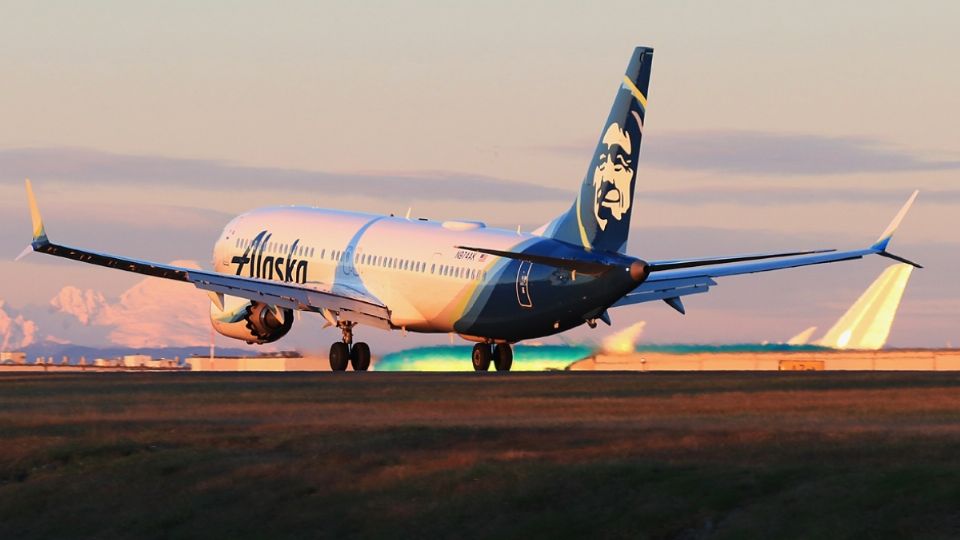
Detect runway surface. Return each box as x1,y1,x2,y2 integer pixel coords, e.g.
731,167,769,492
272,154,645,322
2,372,959,539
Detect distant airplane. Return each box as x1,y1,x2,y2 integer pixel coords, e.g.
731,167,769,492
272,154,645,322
19,47,921,372
786,263,914,350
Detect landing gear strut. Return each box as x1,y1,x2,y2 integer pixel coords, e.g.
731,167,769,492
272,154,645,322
472,342,513,372
329,321,370,372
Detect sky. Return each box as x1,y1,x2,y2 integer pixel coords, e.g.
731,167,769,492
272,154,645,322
0,1,957,353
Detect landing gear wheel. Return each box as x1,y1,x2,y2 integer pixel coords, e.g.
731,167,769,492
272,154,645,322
472,343,492,372
493,343,513,372
350,342,371,371
329,342,349,371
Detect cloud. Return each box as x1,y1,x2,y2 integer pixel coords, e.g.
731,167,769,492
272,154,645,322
637,187,960,207
538,131,960,176
0,147,568,202
51,260,212,348
50,287,108,325
0,300,38,350
646,131,960,175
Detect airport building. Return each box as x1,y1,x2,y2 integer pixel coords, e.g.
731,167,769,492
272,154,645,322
0,351,27,365
188,353,328,371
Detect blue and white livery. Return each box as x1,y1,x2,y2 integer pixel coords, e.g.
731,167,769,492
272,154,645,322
20,47,920,371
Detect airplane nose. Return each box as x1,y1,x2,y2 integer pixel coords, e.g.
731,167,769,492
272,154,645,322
629,260,648,282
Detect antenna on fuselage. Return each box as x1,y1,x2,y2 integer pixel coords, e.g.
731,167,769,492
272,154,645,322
405,207,412,220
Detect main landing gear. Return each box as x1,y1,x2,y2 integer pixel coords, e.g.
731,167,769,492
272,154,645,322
329,321,371,371
472,342,513,372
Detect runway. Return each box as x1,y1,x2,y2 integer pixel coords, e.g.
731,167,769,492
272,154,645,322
2,372,959,538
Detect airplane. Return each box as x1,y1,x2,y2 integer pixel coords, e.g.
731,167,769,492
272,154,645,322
786,263,915,350
18,46,921,372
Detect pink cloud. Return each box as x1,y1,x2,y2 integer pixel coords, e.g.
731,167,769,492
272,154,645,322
0,300,38,350
50,286,108,325
51,260,213,348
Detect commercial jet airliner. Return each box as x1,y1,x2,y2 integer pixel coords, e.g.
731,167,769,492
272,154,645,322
19,47,921,372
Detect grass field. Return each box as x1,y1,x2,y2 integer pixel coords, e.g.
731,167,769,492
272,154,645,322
1,372,959,539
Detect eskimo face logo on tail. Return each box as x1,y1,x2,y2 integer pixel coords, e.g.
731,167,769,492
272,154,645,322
592,110,642,231
232,230,309,284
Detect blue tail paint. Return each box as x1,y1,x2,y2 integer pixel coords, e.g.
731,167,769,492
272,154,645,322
542,47,653,254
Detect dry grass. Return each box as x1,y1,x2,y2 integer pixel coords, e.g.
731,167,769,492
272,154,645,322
1,372,960,539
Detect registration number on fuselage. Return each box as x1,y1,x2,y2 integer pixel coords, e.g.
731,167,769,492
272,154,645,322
455,249,480,261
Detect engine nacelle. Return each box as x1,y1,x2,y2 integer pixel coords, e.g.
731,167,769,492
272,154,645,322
210,295,293,345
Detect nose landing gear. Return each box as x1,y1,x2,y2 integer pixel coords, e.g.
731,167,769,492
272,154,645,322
329,321,371,372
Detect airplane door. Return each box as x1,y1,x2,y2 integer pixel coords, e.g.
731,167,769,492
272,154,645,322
516,261,533,308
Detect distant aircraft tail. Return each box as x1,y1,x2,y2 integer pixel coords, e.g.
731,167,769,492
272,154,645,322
538,47,653,253
786,326,818,346
816,264,914,350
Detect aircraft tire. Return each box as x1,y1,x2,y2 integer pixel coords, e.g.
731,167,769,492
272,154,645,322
472,343,492,371
493,344,513,372
350,342,371,371
329,342,350,371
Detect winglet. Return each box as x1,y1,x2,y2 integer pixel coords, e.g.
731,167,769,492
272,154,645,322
871,190,918,252
870,190,922,268
25,178,49,245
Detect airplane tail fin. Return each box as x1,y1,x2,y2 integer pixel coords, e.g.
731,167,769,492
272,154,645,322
786,326,818,346
538,47,653,253
816,264,914,350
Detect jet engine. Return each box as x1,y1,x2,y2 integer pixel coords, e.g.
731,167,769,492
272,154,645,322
210,295,293,344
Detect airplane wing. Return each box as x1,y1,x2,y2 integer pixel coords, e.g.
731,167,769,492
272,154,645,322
18,180,393,329
613,191,920,312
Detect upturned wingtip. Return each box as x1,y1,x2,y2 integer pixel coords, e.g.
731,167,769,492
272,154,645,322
871,190,919,252
25,178,49,244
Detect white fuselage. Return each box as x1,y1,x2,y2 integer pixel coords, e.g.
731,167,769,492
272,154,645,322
211,206,534,332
